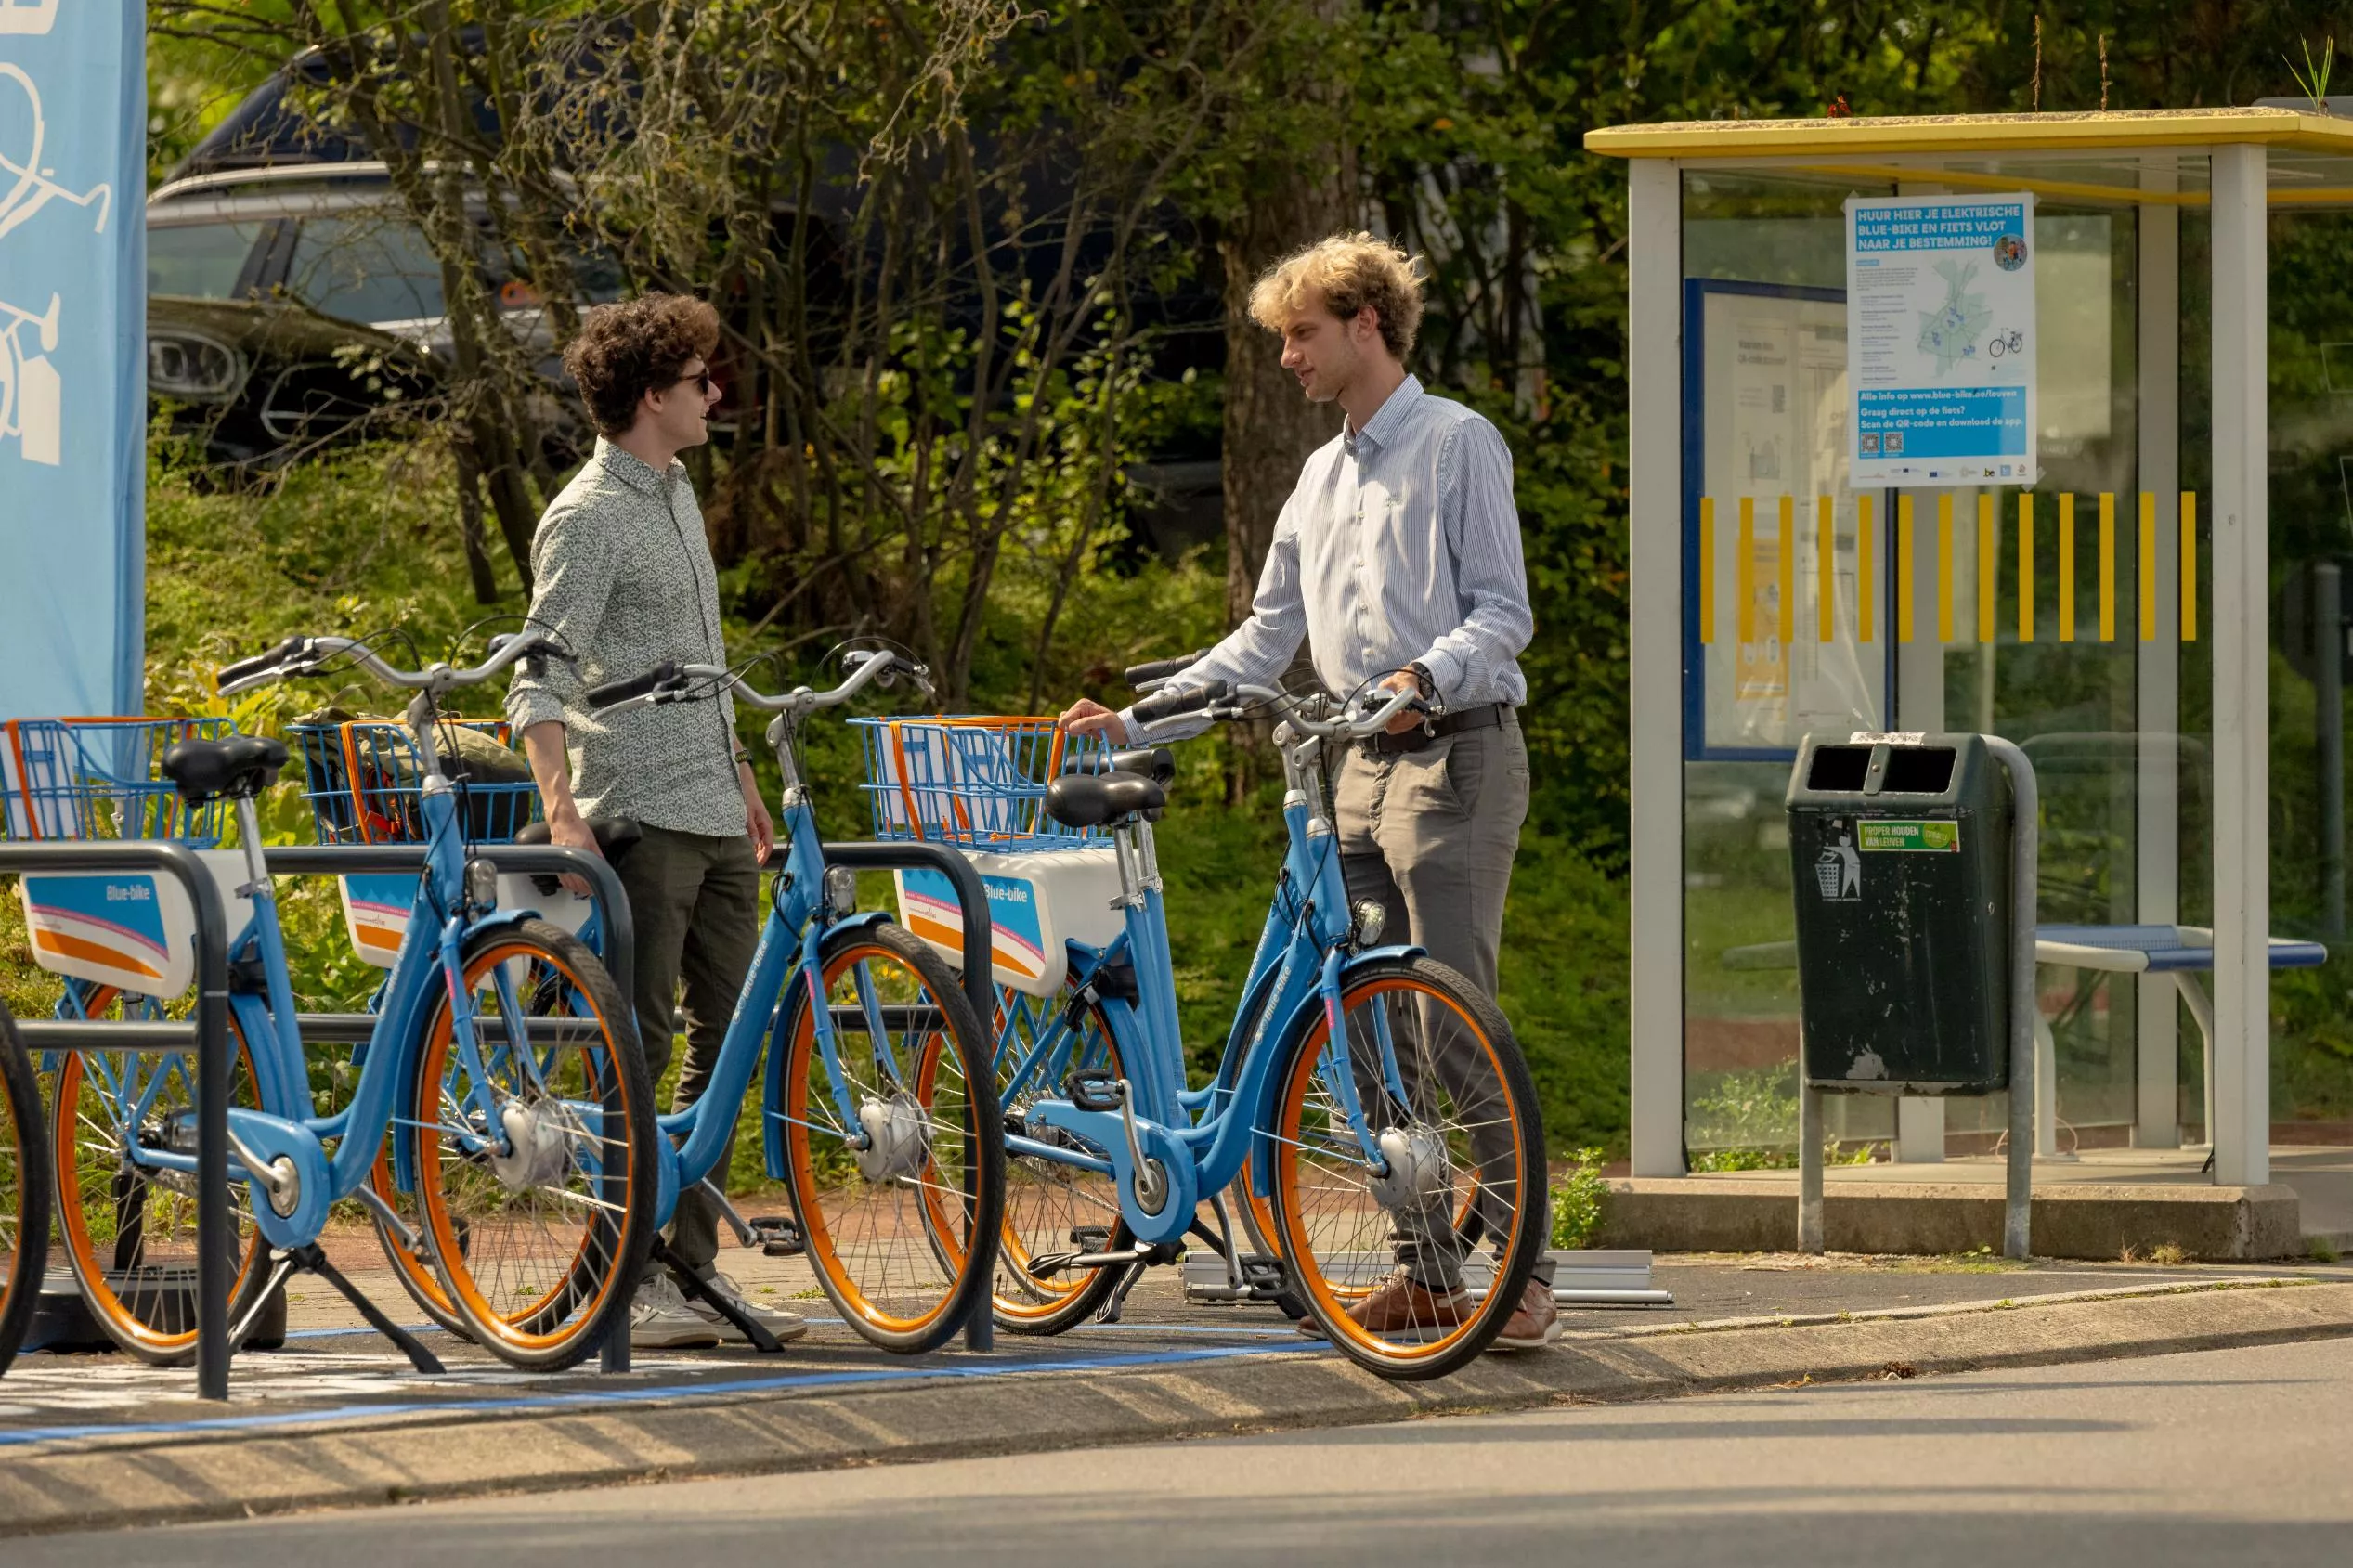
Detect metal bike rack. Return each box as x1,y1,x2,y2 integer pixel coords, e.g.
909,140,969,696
822,840,997,1353
263,842,640,1373
1,842,234,1399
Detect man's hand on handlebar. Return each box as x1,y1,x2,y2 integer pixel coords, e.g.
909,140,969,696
1060,697,1128,742
1377,670,1428,736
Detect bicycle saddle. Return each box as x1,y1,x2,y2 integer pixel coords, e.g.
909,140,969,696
1065,745,1176,785
161,734,288,804
514,817,643,892
1045,771,1165,827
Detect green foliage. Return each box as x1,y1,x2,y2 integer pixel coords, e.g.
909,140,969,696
1550,1147,1609,1251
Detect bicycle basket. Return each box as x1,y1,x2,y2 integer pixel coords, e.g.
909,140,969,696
0,718,231,846
289,719,540,845
853,717,1112,849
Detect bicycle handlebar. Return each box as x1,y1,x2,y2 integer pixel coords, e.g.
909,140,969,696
590,648,928,719
216,630,555,699
1218,682,1426,740
1130,679,1231,727
1124,650,1212,692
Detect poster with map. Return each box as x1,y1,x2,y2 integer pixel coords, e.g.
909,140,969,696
1844,193,2035,489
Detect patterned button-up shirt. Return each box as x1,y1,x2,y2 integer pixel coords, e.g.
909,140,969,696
1124,375,1532,738
505,438,747,837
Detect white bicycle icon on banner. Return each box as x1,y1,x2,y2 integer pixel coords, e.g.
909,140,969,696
2,49,114,467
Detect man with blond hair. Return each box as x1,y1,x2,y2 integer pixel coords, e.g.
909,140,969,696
1060,232,1552,1350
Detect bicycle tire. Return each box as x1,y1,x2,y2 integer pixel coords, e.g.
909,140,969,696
404,918,657,1370
50,989,272,1365
1267,955,1545,1380
0,1002,51,1369
776,921,1005,1354
989,989,1129,1334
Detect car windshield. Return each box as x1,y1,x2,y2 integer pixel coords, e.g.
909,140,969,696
148,221,268,299
286,213,447,325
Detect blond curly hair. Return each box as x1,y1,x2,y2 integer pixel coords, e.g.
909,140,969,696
1247,232,1426,361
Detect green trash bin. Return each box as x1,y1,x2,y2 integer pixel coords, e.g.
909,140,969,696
1785,732,2013,1094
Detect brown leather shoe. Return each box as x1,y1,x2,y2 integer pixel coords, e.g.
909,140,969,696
1488,1278,1561,1352
1294,1271,1474,1341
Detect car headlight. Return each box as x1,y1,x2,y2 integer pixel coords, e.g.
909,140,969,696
148,332,242,399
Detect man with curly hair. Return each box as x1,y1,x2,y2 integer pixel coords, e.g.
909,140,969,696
1060,233,1552,1352
508,293,804,1350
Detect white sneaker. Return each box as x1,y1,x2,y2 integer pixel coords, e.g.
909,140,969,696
631,1272,722,1349
683,1271,810,1343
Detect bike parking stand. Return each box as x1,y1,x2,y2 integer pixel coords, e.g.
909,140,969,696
1,841,236,1400
822,840,1002,1354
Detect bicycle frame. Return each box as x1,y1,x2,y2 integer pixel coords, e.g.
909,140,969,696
1004,710,1420,1248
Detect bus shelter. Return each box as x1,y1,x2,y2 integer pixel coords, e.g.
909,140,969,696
1587,110,2353,1197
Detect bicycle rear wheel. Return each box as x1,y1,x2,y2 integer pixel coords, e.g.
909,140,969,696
990,990,1128,1334
1268,956,1544,1380
0,1002,50,1368
776,921,1003,1353
51,986,270,1364
404,919,657,1370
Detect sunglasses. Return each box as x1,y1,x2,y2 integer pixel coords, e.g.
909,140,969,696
675,369,717,395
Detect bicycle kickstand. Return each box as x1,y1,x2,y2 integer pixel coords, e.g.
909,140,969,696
653,1238,786,1353
278,1243,447,1374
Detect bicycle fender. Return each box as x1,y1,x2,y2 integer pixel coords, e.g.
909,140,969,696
759,912,897,1181
1243,944,1429,1204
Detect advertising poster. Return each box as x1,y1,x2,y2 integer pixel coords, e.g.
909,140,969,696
0,0,145,717
1845,193,2036,489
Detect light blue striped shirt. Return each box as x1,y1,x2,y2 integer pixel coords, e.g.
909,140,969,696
1125,375,1532,739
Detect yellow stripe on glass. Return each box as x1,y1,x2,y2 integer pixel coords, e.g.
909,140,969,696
2059,493,2076,641
1898,495,1915,641
1778,495,1796,643
2181,491,2198,641
2018,492,2034,642
1978,492,1996,644
1698,497,1715,644
1937,492,1955,642
1737,497,1755,645
2100,492,2116,642
1858,495,1875,641
1817,496,1834,642
2139,491,2158,641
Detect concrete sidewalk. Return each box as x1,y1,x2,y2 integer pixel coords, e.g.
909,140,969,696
6,1250,2353,1536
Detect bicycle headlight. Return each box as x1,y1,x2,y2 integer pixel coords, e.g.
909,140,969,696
1353,899,1386,947
465,857,500,911
823,864,859,919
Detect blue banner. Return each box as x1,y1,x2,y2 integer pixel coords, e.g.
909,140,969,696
1,0,144,719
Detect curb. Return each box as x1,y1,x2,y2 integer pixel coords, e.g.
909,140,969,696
6,1278,2351,1536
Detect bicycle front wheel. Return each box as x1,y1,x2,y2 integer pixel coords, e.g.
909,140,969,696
1268,956,1545,1380
51,988,270,1365
776,921,1003,1353
405,919,657,1370
0,1002,50,1368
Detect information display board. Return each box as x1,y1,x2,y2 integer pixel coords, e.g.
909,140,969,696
1845,193,2037,489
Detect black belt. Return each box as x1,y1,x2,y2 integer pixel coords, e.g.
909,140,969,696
1361,703,1511,758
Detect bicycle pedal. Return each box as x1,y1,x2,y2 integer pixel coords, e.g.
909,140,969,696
748,1215,804,1257
1064,1069,1123,1112
1067,1225,1112,1251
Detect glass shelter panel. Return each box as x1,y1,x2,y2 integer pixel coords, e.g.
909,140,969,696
1682,163,2171,1164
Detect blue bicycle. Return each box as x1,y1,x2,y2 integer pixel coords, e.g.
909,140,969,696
48,632,659,1370
982,679,1546,1379
459,648,1005,1354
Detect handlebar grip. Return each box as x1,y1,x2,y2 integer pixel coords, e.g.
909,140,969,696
586,661,682,709
218,636,305,686
1123,650,1213,690
1130,679,1231,727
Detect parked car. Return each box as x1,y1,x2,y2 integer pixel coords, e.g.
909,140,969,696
146,164,622,468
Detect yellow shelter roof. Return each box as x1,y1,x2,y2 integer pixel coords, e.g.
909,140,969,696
1585,107,2353,161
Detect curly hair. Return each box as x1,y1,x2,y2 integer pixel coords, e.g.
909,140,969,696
1247,232,1426,361
562,293,722,437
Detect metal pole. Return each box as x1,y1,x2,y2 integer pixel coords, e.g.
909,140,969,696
2320,563,2344,940
1982,737,2040,1260
1797,1080,1825,1253
823,842,996,1352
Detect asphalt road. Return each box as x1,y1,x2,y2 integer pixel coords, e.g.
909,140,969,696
14,1335,2353,1565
